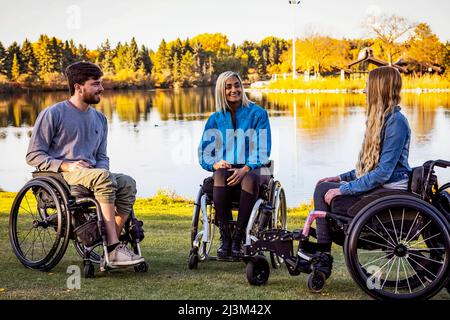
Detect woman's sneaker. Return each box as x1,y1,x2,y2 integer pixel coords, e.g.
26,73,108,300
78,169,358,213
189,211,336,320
108,243,144,267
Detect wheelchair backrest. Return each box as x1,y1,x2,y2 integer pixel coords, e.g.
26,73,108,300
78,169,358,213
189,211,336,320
409,160,449,200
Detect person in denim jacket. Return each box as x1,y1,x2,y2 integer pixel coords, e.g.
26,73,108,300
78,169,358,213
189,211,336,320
312,66,412,276
198,71,272,260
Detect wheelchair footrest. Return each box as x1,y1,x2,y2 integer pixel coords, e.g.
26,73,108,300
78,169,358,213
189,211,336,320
244,229,294,259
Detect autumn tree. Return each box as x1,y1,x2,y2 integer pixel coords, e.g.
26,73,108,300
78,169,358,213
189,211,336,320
366,14,415,65
406,23,444,74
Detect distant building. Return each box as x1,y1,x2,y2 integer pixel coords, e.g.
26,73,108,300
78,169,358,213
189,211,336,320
348,47,407,79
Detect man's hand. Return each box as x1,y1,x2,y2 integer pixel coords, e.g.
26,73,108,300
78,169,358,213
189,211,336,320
213,160,231,171
317,175,341,185
60,160,93,172
324,188,342,205
227,166,250,186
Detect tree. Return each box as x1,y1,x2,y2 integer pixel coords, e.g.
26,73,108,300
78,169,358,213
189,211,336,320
0,41,7,76
152,39,172,86
4,42,22,79
126,37,140,72
11,54,20,80
366,14,415,65
21,39,38,76
139,45,152,75
178,51,196,86
406,23,444,74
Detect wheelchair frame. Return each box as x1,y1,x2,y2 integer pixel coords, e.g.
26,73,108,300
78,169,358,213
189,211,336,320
243,159,450,300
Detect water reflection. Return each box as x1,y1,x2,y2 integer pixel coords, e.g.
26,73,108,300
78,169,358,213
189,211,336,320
0,89,449,206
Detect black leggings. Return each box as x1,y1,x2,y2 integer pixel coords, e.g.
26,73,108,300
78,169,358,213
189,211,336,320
314,182,384,251
313,182,342,250
213,167,270,229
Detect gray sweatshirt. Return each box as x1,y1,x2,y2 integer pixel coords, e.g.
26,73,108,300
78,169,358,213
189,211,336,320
26,100,109,172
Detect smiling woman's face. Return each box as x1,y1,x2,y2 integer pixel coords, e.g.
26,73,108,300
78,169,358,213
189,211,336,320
225,76,242,104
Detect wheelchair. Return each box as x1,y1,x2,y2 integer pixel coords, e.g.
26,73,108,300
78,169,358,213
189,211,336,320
243,159,450,300
9,171,148,278
188,161,287,269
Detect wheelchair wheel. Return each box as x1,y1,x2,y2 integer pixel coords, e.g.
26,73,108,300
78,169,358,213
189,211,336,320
344,195,450,300
269,182,287,269
246,255,270,286
307,271,326,293
134,261,149,273
84,261,95,278
188,248,199,270
9,179,71,271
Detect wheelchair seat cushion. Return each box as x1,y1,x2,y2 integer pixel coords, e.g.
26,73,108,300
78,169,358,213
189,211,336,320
70,185,95,198
32,171,70,190
201,176,268,204
331,189,416,217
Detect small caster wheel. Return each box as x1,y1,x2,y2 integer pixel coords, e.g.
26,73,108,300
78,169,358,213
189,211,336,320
134,261,149,273
84,262,95,278
246,255,270,286
307,271,326,293
188,252,199,270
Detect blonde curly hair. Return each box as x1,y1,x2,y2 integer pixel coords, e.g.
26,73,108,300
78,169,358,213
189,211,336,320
355,66,402,177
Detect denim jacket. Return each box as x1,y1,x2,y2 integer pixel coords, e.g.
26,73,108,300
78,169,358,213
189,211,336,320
339,106,412,195
198,103,272,172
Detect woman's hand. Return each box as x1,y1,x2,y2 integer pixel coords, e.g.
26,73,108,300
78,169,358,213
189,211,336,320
324,188,342,205
227,166,250,186
213,160,231,171
317,175,341,185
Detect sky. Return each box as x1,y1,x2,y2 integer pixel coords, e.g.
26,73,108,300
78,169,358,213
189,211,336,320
0,0,449,50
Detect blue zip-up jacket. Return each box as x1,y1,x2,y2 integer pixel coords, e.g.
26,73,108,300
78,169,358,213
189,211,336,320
339,106,412,195
198,103,271,172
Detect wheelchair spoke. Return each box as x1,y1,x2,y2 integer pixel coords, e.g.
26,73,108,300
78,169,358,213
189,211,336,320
399,208,405,242
408,232,441,248
357,250,388,254
400,257,412,294
408,247,445,251
36,228,47,257
18,226,35,249
375,214,397,246
405,220,432,246
363,225,396,248
24,193,38,220
381,256,397,290
389,209,400,244
361,251,394,269
404,211,420,245
404,257,426,289
359,237,395,250
407,255,437,279
395,256,401,294
407,251,444,265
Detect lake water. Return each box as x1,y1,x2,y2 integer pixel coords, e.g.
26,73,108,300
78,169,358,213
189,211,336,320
1,88,449,207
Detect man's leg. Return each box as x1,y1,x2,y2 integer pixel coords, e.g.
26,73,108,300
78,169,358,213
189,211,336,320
62,168,119,246
112,173,137,237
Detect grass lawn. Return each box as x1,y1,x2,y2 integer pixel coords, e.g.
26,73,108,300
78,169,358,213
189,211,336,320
0,190,449,300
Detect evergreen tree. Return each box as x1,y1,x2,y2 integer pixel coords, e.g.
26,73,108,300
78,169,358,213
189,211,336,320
5,42,22,79
0,41,6,76
21,39,38,76
139,45,152,75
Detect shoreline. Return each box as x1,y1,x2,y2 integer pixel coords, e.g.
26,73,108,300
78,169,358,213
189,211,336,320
247,88,450,94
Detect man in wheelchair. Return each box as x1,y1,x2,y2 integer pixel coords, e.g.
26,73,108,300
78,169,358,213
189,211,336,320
198,71,272,261
25,61,144,269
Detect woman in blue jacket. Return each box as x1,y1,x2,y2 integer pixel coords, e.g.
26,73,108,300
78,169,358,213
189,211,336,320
198,71,272,260
314,66,412,277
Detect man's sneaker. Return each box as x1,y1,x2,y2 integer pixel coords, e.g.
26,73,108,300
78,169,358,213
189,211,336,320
108,243,144,267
